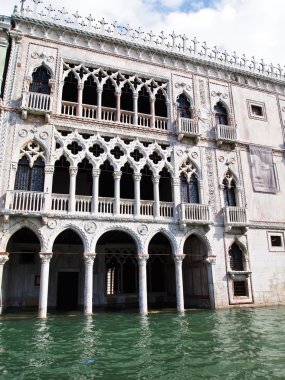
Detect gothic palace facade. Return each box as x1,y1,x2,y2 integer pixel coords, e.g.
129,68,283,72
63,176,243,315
0,1,285,318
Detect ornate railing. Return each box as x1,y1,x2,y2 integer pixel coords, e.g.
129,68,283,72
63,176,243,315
216,124,237,142
160,202,173,218
6,190,45,212
101,107,116,121
61,101,77,116
98,197,114,214
76,196,92,213
178,117,200,136
140,200,154,216
120,110,133,124
138,113,151,127
155,116,168,130
120,199,135,215
22,92,51,112
51,194,69,212
180,203,211,224
223,206,247,225
82,104,97,119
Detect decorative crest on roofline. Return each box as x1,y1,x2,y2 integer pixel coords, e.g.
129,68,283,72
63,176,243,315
12,0,285,82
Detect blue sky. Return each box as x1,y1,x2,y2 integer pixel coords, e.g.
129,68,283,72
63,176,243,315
1,0,284,64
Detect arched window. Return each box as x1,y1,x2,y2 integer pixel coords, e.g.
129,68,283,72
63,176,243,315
62,71,78,103
177,93,191,118
121,82,133,112
229,243,244,271
180,173,199,203
214,102,228,125
223,171,236,206
29,66,51,94
155,89,167,117
138,86,150,115
83,76,97,106
52,156,70,194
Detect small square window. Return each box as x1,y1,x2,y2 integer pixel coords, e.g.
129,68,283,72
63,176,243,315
233,281,247,297
267,231,284,252
247,100,266,120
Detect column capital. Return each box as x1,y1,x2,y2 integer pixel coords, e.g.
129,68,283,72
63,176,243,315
92,168,101,177
137,254,149,264
115,90,122,96
97,86,103,93
113,171,122,179
204,255,216,265
0,253,9,265
69,166,78,176
78,83,84,90
174,254,185,263
39,253,53,264
83,253,96,265
11,162,18,170
152,175,160,184
171,177,180,186
45,165,54,174
133,173,142,181
133,92,139,99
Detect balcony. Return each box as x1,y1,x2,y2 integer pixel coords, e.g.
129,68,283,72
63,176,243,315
215,124,237,146
180,203,211,227
21,92,52,122
61,102,168,130
223,206,248,232
5,190,45,213
177,117,201,142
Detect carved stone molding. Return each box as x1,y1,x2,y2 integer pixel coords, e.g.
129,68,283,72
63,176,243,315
39,253,53,264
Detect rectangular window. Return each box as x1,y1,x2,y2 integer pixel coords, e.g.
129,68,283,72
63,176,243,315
267,231,285,252
247,100,267,120
233,281,247,297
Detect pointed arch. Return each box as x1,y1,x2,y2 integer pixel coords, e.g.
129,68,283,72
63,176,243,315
62,71,78,103
29,65,51,94
222,169,238,207
179,157,200,204
214,100,229,125
176,92,192,118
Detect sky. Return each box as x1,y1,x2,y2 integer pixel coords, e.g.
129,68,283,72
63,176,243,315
1,0,284,66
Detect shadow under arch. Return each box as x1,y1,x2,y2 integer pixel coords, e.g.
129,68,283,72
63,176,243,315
147,232,176,309
95,229,139,310
182,233,211,309
3,227,42,312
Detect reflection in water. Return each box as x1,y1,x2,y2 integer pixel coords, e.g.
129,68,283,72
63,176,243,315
0,307,285,379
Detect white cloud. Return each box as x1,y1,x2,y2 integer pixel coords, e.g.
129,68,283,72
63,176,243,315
1,0,284,65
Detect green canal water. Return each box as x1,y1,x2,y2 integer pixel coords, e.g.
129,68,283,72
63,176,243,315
0,306,285,379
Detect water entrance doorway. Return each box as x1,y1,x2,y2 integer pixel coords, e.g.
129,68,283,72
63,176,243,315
57,272,79,310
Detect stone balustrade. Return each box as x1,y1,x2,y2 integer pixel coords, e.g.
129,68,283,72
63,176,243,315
216,124,237,144
223,206,247,226
180,203,211,225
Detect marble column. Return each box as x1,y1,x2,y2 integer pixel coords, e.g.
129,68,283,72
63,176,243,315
152,175,160,218
77,83,84,117
236,185,242,207
97,87,103,120
83,253,96,315
133,92,138,125
0,253,9,314
138,254,149,314
44,166,54,212
205,256,217,309
133,173,141,217
115,90,121,122
113,171,122,215
171,177,181,219
92,169,100,214
166,99,170,130
174,254,185,313
38,253,53,319
150,97,155,128
68,166,78,212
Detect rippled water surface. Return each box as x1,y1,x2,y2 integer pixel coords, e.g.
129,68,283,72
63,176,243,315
1,306,285,379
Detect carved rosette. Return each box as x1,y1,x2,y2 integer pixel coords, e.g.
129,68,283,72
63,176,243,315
39,253,53,264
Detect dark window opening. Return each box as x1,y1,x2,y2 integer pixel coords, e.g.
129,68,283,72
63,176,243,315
223,174,236,206
138,86,150,114
120,163,134,199
180,173,199,204
52,156,70,194
20,252,35,264
62,71,78,102
121,83,133,112
233,281,247,297
214,102,228,125
159,167,172,202
15,156,45,192
155,89,167,117
83,76,97,105
270,235,282,247
229,243,244,271
140,165,153,200
251,105,263,116
102,79,116,108
76,159,93,196
99,161,114,197
29,66,51,94
177,93,191,118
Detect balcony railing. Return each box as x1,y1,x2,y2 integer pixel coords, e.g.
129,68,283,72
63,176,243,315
51,194,69,212
223,206,247,230
6,190,45,212
61,102,168,129
22,92,52,121
180,203,211,225
177,117,200,141
216,124,237,144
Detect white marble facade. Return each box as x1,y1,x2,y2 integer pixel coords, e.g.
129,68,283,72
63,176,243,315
0,1,285,318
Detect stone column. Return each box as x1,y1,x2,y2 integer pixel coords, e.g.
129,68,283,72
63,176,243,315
77,83,84,117
115,90,121,122
137,254,149,314
236,185,242,207
83,253,96,315
97,86,103,120
152,175,160,218
38,253,53,319
113,171,122,215
150,97,155,128
174,254,185,313
172,177,181,219
68,166,78,213
92,169,100,214
205,256,216,309
133,173,141,217
44,166,54,212
199,180,205,204
166,99,170,130
133,92,138,125
0,253,9,314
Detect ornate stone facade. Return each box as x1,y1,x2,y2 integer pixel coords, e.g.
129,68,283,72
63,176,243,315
0,1,285,317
